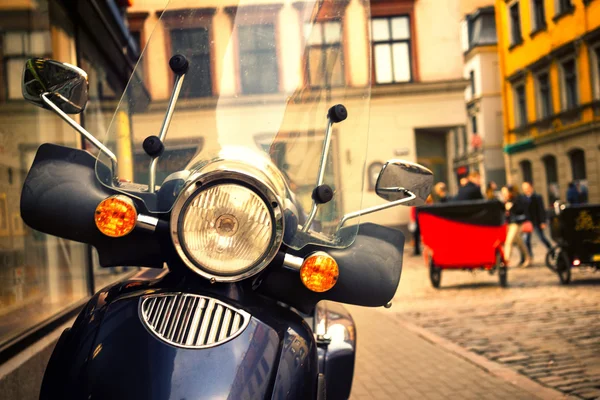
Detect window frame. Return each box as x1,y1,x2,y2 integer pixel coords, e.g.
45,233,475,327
568,148,587,181
161,8,216,97
590,42,600,100
508,1,523,47
304,19,346,89
554,0,575,19
237,23,280,95
534,69,553,119
513,81,528,128
558,56,579,111
371,15,413,85
520,159,533,184
530,0,547,33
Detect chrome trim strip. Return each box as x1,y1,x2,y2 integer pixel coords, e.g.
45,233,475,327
136,214,159,231
196,299,215,346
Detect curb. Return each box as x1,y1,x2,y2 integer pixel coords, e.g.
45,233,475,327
397,318,573,400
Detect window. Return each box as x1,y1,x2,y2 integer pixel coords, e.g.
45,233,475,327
536,72,552,118
238,24,279,94
531,0,547,31
555,0,573,15
371,16,412,84
560,58,578,110
514,84,527,127
543,155,559,203
305,21,344,88
469,70,475,96
0,2,90,348
2,31,52,100
509,2,522,46
471,115,478,134
170,28,212,98
569,149,586,180
520,160,533,184
591,45,600,99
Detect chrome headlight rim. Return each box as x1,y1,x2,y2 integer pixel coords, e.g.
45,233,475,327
170,170,284,283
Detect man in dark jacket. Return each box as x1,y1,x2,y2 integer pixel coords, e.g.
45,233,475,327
454,171,484,201
521,182,552,259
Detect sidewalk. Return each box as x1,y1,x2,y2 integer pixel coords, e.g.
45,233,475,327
348,306,551,400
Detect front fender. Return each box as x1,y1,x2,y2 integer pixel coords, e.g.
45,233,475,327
41,274,319,400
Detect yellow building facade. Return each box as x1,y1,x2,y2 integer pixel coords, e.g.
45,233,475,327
496,0,600,204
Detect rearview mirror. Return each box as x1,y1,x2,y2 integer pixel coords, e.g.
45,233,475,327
375,160,433,205
22,58,88,114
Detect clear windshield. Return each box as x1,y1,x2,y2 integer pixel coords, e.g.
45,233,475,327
97,0,371,249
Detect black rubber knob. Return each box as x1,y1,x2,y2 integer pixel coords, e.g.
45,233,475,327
143,135,164,158
169,54,189,75
328,104,347,123
312,184,334,204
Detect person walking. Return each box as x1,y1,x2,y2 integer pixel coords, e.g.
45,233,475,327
567,182,580,205
433,182,449,203
521,182,552,262
502,185,531,268
455,171,484,201
486,181,498,200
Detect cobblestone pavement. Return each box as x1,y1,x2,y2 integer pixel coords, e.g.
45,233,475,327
389,241,600,399
349,306,537,400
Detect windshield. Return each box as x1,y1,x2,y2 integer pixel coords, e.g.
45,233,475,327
97,0,371,249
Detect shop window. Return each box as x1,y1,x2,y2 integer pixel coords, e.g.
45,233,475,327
530,0,547,32
0,2,89,347
514,83,527,127
520,160,533,184
305,21,344,88
371,16,412,84
543,154,559,203
560,58,578,110
509,2,522,46
569,148,586,180
170,28,212,98
238,24,279,94
536,71,552,119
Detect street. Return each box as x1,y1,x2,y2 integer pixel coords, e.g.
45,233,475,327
350,243,600,399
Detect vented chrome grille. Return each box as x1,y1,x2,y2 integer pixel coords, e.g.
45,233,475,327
139,293,250,349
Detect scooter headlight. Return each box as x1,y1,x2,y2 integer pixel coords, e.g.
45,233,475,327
171,176,284,282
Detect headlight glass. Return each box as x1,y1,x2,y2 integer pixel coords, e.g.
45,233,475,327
180,183,273,276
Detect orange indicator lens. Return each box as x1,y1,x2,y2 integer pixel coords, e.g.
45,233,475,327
95,195,137,237
300,252,339,293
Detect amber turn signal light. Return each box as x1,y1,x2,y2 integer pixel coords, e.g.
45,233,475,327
300,252,339,293
95,195,137,237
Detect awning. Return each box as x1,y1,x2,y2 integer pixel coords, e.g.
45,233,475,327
504,138,535,154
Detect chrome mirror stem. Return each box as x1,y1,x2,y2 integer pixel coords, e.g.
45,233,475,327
41,93,119,184
301,116,335,233
148,71,186,193
335,190,416,231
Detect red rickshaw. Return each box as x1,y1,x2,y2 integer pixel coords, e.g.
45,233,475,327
418,200,508,288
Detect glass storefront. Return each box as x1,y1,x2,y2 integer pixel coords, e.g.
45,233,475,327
0,0,133,348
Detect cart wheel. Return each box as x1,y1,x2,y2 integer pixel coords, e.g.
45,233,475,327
556,251,571,285
545,245,560,273
430,260,442,288
495,251,508,287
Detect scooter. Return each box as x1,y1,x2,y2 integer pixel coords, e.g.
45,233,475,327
19,1,433,399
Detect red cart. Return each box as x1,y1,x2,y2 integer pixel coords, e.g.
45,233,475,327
418,200,508,288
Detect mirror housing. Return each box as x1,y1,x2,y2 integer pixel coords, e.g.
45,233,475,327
375,160,433,206
22,58,88,114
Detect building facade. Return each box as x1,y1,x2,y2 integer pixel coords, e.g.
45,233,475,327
126,0,469,228
0,1,139,398
454,4,506,190
495,0,600,205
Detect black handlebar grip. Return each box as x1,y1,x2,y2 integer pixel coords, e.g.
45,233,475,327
169,54,189,75
328,104,347,123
